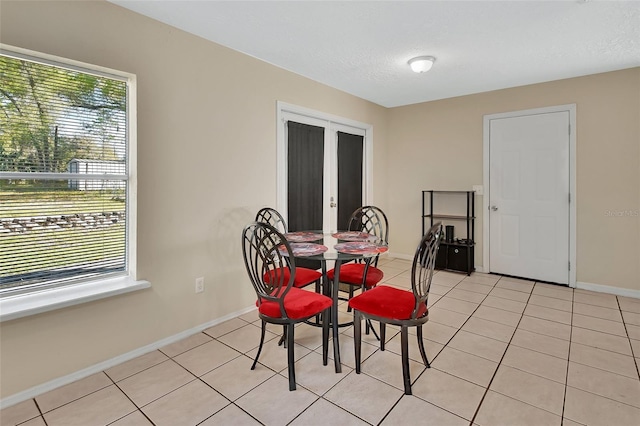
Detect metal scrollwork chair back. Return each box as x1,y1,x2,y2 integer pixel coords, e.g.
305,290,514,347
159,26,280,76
348,222,443,395
241,221,332,391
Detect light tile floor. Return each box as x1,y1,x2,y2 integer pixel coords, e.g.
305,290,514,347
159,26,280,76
3,258,640,426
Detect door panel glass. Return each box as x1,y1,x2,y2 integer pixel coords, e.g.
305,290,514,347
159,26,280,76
336,131,363,231
287,121,324,232
287,121,324,269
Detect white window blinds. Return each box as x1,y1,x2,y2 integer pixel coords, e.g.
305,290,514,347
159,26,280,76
0,51,130,294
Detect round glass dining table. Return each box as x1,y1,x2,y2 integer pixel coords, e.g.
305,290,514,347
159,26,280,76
281,230,388,373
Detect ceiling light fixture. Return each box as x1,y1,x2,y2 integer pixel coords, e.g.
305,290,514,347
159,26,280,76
408,56,436,73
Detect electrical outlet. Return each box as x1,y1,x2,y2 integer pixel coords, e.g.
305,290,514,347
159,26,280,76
195,277,204,293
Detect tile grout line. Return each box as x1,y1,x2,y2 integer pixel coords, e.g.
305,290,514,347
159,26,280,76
408,275,474,385
137,336,267,426
616,295,640,380
189,340,282,426
558,290,640,420
32,398,47,426
560,285,575,425
468,278,536,425
108,370,156,426
398,274,504,423
28,375,118,425
283,395,323,426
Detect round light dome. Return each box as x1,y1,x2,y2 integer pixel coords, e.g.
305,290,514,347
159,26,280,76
408,56,436,73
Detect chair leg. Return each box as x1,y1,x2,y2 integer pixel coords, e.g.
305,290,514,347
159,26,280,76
354,311,362,374
315,279,322,323
416,325,430,368
322,308,329,366
367,319,380,341
347,286,354,312
287,322,296,391
361,287,380,342
380,323,386,351
278,325,286,347
251,320,266,370
363,288,370,335
401,325,412,395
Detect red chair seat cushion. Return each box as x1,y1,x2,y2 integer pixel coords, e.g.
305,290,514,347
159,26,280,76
294,267,322,287
327,263,383,287
263,267,321,288
348,285,426,320
258,287,332,320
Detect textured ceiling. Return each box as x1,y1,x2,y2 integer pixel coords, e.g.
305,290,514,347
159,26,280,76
109,1,640,108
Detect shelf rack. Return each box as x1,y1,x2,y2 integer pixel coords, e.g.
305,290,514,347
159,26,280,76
422,190,475,274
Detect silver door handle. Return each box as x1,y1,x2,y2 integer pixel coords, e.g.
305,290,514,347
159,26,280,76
330,202,337,208
490,205,498,211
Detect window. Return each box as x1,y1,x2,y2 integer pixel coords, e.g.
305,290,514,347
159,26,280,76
0,45,146,316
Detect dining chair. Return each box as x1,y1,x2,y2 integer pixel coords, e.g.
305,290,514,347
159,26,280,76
349,222,443,395
327,205,388,295
327,205,388,338
242,221,332,391
255,207,323,291
255,207,324,346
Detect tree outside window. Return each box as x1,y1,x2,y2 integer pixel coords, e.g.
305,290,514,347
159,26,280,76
1,53,131,293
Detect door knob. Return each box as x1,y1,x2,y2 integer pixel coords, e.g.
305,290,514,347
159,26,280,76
490,205,498,211
330,202,337,208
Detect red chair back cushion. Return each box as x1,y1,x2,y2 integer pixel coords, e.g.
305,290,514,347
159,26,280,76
327,263,383,287
263,267,321,288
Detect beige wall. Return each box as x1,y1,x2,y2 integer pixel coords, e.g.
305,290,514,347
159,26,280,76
387,68,640,291
0,0,388,398
1,0,639,402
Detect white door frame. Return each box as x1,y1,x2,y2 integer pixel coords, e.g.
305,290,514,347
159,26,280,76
276,101,374,230
482,104,577,287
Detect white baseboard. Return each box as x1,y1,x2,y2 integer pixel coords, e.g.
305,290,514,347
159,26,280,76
0,305,257,410
576,281,640,299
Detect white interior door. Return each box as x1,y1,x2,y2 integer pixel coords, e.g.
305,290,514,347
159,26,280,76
488,110,571,284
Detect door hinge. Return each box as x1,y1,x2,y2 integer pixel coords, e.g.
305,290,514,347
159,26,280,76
568,261,571,271
568,124,571,136
568,193,571,203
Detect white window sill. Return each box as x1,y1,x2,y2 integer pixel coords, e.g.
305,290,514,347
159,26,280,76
0,276,150,322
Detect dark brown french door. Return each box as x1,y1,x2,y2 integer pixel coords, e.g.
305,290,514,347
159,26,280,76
286,121,364,233
286,121,324,232
336,131,363,230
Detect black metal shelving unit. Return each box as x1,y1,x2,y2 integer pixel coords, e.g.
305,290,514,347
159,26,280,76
422,190,475,275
